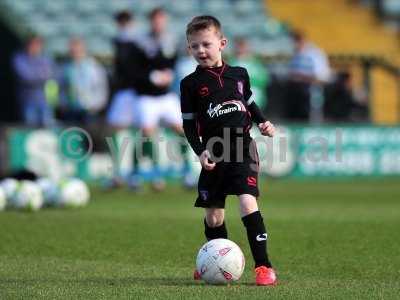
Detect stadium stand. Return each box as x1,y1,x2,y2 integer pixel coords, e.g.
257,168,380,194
2,0,400,125
268,0,400,124
1,0,291,56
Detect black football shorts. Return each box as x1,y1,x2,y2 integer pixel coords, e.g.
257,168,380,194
194,140,260,209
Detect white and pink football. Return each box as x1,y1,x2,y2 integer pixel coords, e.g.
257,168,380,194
196,238,245,285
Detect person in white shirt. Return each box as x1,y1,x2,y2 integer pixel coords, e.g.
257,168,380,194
286,31,331,122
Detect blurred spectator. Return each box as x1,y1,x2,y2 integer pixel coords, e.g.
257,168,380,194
324,71,369,122
286,30,331,122
12,35,55,126
172,44,197,95
58,38,108,123
107,10,144,128
105,10,145,189
132,7,191,190
229,37,269,111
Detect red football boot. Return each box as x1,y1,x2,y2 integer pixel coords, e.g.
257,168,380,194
193,269,201,280
255,266,277,286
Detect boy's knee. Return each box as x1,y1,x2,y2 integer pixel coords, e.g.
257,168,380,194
206,217,224,228
241,206,258,217
205,210,224,227
204,214,228,240
239,194,259,217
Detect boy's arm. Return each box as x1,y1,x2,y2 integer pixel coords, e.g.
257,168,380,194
180,79,206,156
183,120,216,170
243,69,275,137
248,100,275,137
243,68,267,123
182,119,205,156
247,100,267,124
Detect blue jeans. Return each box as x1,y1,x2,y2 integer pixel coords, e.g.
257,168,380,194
22,100,54,126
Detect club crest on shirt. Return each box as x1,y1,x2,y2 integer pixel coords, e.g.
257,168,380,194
237,81,244,95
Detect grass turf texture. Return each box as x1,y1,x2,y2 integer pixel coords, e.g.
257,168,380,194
0,178,399,299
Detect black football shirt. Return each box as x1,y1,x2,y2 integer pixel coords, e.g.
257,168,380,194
180,62,266,156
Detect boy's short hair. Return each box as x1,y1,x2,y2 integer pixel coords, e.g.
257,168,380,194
186,15,223,38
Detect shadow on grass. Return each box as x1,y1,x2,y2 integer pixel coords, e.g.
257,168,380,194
0,277,272,288
0,277,201,287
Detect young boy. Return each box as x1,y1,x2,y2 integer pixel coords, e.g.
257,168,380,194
180,16,277,286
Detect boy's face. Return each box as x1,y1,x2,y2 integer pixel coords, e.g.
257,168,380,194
187,27,227,68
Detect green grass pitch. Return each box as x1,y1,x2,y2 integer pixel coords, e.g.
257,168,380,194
1,178,399,299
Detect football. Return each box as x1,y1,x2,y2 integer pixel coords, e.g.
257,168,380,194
58,178,90,208
0,186,6,211
0,178,19,202
12,180,43,212
196,238,245,285
36,177,59,207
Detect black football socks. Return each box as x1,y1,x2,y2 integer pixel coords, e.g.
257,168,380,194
242,211,272,268
204,218,228,241
143,138,158,166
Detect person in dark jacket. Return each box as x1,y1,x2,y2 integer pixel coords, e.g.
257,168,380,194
131,8,192,190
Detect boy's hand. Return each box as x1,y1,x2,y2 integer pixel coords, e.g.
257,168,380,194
258,121,275,137
199,150,216,171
